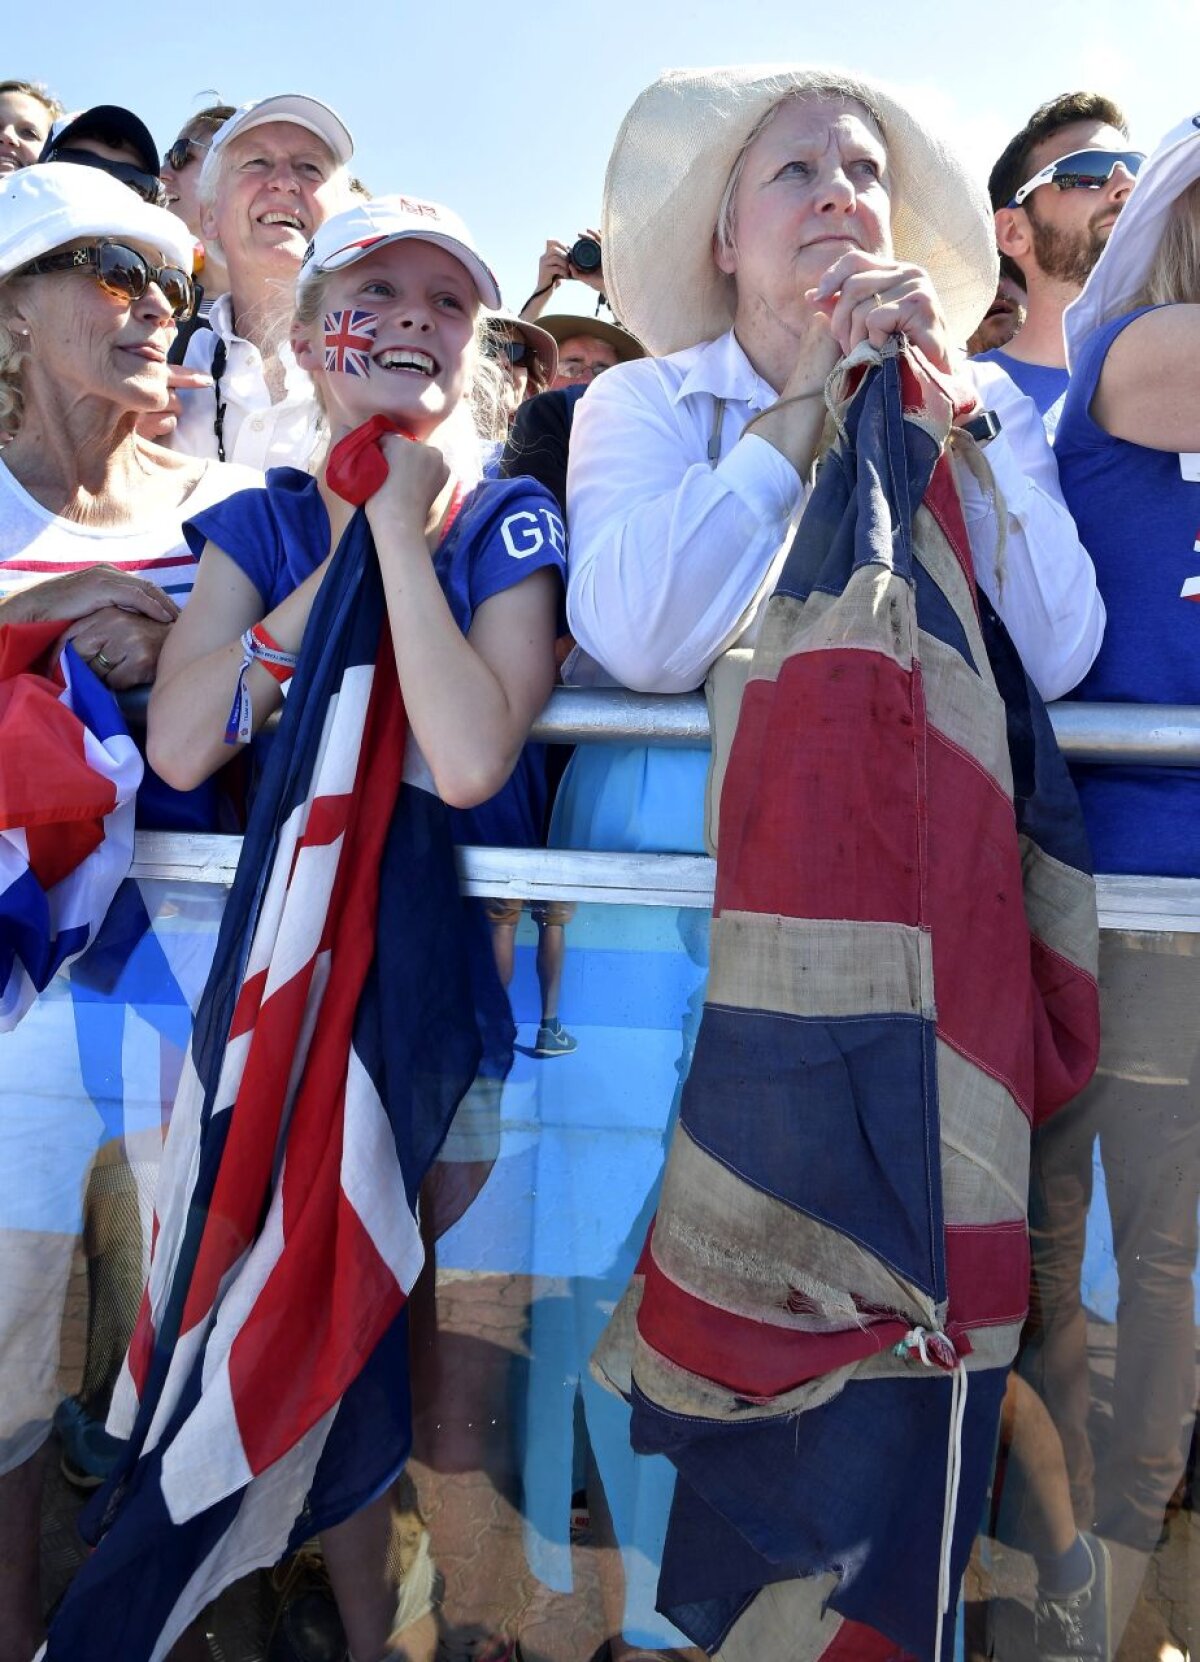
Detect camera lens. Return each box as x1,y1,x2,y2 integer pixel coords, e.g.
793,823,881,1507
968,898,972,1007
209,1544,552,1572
568,236,602,274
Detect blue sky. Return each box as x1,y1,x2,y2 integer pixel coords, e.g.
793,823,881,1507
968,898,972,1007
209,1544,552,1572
8,0,1199,317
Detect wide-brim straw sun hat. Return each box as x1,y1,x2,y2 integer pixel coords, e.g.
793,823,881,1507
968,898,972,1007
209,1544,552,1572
1064,108,1200,370
601,65,997,358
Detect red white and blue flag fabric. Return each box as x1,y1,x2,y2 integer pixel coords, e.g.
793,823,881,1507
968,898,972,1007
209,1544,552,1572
45,508,503,1661
323,307,379,377
0,621,141,1031
593,342,1102,1661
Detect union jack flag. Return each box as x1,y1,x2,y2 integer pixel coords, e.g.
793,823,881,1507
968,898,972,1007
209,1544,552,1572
46,506,505,1660
594,342,1101,1662
0,622,141,1030
323,306,379,377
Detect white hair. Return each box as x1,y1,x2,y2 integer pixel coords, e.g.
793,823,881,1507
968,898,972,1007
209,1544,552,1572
198,126,353,217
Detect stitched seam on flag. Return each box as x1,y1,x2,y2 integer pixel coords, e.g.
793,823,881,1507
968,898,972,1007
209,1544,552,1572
928,723,1012,804
680,1121,934,1283
940,1133,1027,1214
934,1030,1031,1122
701,1001,927,1030
1029,934,1099,991
912,662,941,1298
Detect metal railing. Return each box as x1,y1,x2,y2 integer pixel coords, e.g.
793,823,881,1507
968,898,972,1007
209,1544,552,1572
124,688,1200,929
122,685,1200,765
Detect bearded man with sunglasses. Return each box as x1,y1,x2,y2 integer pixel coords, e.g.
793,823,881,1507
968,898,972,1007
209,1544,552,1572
977,93,1140,433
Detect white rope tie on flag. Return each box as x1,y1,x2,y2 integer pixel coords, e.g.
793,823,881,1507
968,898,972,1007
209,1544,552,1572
893,1325,969,1660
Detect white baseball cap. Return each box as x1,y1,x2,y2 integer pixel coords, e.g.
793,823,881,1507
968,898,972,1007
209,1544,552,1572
298,195,502,308
199,94,354,199
0,162,194,282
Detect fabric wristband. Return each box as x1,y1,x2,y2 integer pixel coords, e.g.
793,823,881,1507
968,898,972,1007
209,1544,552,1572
224,624,300,746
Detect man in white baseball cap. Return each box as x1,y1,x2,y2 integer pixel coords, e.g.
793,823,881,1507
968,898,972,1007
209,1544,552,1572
169,93,356,471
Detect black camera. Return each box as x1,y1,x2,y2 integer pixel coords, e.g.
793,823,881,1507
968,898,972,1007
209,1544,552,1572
568,236,603,274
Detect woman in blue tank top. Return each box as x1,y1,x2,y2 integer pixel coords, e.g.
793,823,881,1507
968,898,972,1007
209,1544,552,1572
1035,112,1200,1563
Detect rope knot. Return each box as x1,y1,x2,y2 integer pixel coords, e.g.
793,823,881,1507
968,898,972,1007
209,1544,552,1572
893,1325,961,1372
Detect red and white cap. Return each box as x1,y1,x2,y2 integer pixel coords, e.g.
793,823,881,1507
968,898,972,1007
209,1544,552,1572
298,195,501,309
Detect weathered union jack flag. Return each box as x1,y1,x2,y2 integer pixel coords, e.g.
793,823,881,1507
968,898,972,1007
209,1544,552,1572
0,621,141,1031
594,341,1102,1662
45,508,499,1661
323,306,379,376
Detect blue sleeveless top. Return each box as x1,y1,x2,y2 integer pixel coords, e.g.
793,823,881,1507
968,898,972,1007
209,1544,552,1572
1055,305,1200,876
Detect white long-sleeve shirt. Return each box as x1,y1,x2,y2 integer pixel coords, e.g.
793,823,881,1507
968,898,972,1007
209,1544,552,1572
565,330,1104,703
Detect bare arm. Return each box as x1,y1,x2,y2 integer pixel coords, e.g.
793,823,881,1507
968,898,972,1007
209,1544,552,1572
0,565,177,628
367,436,559,809
1091,304,1200,451
146,541,332,790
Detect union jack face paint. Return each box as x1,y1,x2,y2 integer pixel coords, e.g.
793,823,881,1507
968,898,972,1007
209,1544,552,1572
323,309,380,377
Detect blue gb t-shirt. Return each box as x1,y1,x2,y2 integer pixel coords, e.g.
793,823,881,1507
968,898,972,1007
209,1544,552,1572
185,468,566,848
1055,306,1200,877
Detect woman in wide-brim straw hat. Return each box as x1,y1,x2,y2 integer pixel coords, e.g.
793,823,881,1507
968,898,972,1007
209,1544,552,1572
555,63,1104,853
534,62,1105,1661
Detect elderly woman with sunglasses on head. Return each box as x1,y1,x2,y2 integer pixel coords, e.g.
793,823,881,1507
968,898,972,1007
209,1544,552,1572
0,161,258,1660
168,93,357,472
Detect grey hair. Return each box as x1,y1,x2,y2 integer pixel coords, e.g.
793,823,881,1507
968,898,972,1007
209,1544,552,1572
713,83,888,261
198,130,353,218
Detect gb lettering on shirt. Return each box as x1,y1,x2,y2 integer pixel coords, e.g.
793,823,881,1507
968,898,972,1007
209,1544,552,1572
500,507,566,562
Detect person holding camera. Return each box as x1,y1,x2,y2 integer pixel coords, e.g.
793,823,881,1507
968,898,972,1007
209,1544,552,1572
519,227,606,320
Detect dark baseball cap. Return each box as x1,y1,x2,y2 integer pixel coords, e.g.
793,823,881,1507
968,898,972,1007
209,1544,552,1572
41,105,164,204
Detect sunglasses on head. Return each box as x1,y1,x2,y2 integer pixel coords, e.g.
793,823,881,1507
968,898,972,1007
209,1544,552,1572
21,241,197,320
163,135,209,173
1008,148,1144,208
488,336,529,367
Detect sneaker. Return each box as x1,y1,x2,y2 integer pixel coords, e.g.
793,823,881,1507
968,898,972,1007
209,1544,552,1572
533,1019,577,1057
1034,1533,1111,1662
53,1396,123,1490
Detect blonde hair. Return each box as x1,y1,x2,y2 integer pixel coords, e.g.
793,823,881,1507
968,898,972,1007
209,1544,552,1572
292,261,505,475
0,282,30,438
714,83,887,261
0,79,63,123
1129,177,1200,309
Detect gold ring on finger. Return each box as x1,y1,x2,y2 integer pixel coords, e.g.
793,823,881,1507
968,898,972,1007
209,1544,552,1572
872,292,885,309
92,650,114,674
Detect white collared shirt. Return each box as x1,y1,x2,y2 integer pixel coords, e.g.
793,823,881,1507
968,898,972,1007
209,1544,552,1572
565,329,1104,702
170,292,321,473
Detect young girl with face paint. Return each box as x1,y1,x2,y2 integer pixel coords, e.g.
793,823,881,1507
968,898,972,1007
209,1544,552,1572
113,200,564,1662
149,199,562,802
